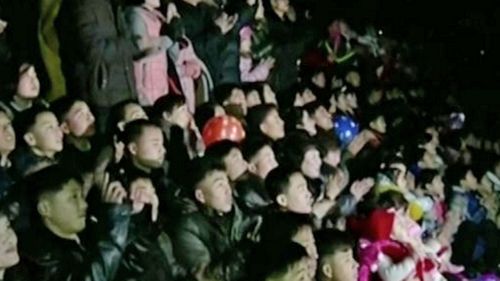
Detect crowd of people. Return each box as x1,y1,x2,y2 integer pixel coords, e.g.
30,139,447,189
1,0,500,280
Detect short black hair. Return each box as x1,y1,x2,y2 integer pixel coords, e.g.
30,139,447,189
279,133,318,171
51,96,85,122
315,229,354,261
255,242,309,281
303,100,325,117
283,107,307,133
185,156,226,192
120,119,161,145
152,94,186,119
444,164,471,187
266,166,301,201
213,83,241,105
194,102,220,131
14,105,53,141
376,190,408,210
107,99,141,137
246,104,278,135
242,136,272,162
27,165,83,204
416,169,440,190
260,212,313,246
315,131,340,158
205,140,240,164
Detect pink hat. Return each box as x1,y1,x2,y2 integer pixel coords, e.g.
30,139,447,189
239,26,253,41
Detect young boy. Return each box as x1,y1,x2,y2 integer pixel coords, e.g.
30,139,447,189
171,156,259,281
12,106,63,176
0,109,15,199
213,83,247,117
246,104,285,142
13,165,131,281
315,229,358,281
52,97,98,175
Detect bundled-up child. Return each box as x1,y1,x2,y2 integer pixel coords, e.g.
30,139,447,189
239,26,275,82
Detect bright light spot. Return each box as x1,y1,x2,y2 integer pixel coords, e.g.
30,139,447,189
480,50,485,56
378,30,383,36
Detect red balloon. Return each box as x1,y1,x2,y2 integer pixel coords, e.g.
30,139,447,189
202,116,246,148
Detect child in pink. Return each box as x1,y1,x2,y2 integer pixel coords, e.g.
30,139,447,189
239,26,274,82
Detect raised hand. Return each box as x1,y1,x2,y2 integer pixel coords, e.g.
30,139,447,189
129,178,159,222
101,174,128,204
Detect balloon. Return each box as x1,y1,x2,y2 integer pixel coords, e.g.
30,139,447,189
202,116,246,148
333,115,359,148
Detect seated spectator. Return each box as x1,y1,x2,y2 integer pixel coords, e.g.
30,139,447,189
258,242,313,281
241,83,263,108
266,166,313,215
153,94,203,183
246,104,285,142
239,26,274,83
52,97,99,177
11,165,131,281
12,106,63,176
0,63,47,120
172,156,259,281
236,137,278,212
304,101,333,133
315,229,358,281
0,209,19,281
214,83,248,118
205,140,248,182
0,109,16,199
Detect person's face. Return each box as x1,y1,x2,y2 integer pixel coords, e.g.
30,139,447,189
226,88,247,115
26,112,64,155
370,116,386,134
271,0,289,13
0,112,15,156
346,93,358,109
223,148,248,181
16,64,40,99
328,95,337,114
263,84,278,105
261,109,285,141
0,215,19,270
301,89,316,104
462,170,478,190
368,89,383,105
312,72,326,89
300,111,317,136
293,225,318,278
130,127,166,169
346,71,360,88
39,179,88,236
246,90,262,108
123,103,148,123
301,148,322,179
249,145,278,179
425,127,440,148
324,149,341,168
267,258,312,281
313,106,333,130
336,93,348,111
145,0,160,8
168,104,192,129
196,170,233,213
63,101,96,138
427,175,444,198
322,248,358,281
278,173,313,214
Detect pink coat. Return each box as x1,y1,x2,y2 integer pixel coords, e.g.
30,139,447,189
126,7,172,106
239,56,271,82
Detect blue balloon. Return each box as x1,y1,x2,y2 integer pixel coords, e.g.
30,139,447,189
333,115,360,148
